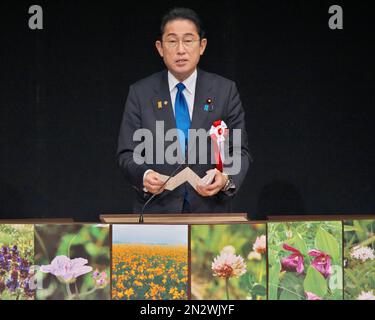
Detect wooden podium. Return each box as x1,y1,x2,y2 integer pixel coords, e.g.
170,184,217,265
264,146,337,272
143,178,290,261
100,213,249,224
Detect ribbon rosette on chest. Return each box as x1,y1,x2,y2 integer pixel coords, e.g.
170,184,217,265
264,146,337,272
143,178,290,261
210,120,228,172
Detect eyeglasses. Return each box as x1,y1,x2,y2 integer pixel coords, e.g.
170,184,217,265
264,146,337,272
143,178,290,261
162,39,201,49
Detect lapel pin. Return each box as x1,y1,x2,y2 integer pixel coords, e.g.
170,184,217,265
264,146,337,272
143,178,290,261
157,100,162,109
204,98,214,112
164,100,168,106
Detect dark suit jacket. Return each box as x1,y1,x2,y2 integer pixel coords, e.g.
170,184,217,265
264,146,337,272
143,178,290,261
117,68,251,213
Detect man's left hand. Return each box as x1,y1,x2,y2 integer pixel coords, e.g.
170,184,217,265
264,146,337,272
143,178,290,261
196,170,228,197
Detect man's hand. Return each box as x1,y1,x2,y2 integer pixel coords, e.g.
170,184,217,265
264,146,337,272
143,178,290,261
196,170,228,197
143,170,165,195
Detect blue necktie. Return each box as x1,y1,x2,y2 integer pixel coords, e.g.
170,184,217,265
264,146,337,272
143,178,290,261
175,83,191,157
175,83,191,207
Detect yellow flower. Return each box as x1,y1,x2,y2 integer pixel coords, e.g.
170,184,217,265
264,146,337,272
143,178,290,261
112,244,188,300
124,288,134,298
169,287,178,294
133,280,143,287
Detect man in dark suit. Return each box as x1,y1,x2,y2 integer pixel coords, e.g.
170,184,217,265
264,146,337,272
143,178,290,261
117,8,251,213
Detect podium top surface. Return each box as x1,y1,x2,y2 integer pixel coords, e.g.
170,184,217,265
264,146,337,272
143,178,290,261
100,213,253,224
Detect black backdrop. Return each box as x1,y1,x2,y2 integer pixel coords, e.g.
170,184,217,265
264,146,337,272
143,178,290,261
1,1,374,221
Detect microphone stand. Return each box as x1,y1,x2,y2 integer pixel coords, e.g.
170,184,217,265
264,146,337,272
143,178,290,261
139,160,186,223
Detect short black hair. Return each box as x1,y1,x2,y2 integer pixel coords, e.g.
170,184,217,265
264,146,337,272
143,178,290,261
160,7,205,39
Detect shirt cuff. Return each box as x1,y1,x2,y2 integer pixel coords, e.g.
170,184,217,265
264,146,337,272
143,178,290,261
142,169,153,192
221,175,236,196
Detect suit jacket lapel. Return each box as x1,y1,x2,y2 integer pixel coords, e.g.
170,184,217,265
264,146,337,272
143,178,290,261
190,69,213,131
188,69,214,165
151,70,176,133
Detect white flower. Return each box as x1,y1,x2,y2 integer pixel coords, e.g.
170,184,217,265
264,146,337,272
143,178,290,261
350,246,375,262
220,245,236,255
252,235,266,254
212,252,247,278
357,291,375,300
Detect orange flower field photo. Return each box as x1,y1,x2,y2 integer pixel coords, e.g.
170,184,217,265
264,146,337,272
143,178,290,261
112,225,188,300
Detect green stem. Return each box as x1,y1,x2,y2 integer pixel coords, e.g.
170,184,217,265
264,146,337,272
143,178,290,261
66,283,73,299
268,282,306,299
75,282,80,300
74,287,99,299
67,234,79,259
225,278,230,300
258,263,264,284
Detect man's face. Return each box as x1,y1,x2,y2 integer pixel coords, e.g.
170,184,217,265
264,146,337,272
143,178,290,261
156,19,207,81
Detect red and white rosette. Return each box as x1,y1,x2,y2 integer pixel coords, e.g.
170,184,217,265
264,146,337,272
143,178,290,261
210,120,228,172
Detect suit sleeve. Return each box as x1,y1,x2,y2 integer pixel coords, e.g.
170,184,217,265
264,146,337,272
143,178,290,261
223,81,252,196
117,85,150,193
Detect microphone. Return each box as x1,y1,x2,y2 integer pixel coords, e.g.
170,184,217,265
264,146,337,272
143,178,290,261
139,160,186,223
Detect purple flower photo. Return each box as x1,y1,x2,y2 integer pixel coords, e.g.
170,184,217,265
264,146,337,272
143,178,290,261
35,224,110,300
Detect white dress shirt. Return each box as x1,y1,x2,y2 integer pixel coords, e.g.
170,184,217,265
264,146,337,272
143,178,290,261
168,69,197,120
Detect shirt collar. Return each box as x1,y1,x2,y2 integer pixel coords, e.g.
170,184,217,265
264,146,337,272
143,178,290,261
168,69,197,95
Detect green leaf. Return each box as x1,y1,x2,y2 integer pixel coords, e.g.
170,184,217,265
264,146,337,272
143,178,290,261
0,233,12,245
330,289,343,300
315,228,341,262
288,233,308,256
251,284,267,296
344,225,361,232
279,289,301,300
268,260,280,300
85,242,100,257
278,273,305,300
90,226,101,238
248,273,255,286
56,234,76,256
328,265,343,293
304,266,327,298
354,220,367,241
